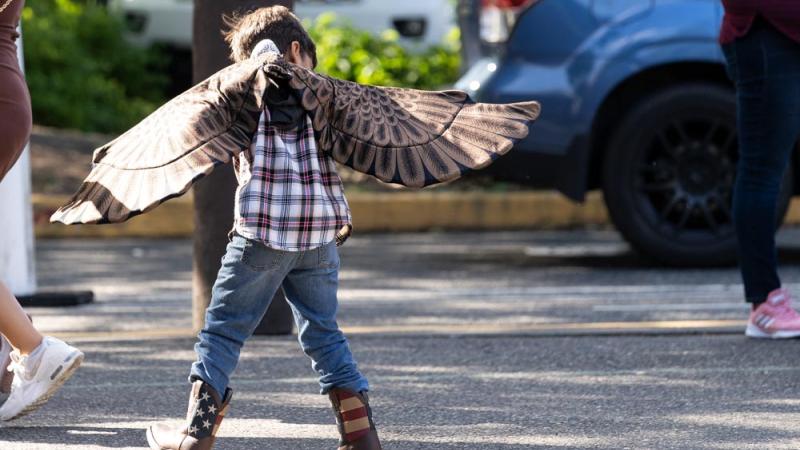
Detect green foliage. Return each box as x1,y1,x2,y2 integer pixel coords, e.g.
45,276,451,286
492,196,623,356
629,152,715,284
306,13,461,90
22,0,167,133
20,6,460,133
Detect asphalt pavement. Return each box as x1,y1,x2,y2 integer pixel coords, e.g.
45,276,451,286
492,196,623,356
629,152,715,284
2,229,800,449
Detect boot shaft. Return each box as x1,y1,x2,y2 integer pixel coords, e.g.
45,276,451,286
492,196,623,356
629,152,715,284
328,389,382,450
185,381,231,442
147,380,232,450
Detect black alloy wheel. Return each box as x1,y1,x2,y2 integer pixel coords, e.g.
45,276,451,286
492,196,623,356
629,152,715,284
602,83,793,266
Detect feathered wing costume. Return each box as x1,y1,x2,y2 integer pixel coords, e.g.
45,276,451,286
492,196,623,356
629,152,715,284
50,52,541,225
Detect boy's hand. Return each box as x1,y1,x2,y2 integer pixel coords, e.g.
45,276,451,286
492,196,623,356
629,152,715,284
259,54,292,85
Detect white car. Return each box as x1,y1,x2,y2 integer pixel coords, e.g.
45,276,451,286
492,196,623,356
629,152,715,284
109,0,456,51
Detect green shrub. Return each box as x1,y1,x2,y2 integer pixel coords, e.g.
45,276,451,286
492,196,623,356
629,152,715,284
306,13,461,90
20,6,460,133
22,0,168,133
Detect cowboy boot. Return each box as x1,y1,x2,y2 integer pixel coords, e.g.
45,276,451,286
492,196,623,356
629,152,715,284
328,388,382,450
146,380,232,450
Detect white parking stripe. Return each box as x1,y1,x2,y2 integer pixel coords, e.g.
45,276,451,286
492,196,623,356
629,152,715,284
593,303,748,312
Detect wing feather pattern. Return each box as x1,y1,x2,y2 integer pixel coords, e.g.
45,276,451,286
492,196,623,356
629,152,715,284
50,54,277,225
285,64,541,188
52,54,541,226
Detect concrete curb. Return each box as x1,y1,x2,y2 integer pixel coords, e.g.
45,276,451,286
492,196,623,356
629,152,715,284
33,192,800,238
34,194,195,238
33,191,609,238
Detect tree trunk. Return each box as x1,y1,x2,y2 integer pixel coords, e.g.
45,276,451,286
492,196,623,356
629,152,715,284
192,0,294,334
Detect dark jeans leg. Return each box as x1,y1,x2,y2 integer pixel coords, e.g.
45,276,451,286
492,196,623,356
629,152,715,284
723,21,800,303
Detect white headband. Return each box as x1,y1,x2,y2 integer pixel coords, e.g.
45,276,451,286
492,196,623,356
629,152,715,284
251,39,281,58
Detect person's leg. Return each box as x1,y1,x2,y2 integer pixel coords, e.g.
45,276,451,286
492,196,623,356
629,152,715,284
0,282,41,398
281,242,368,394
0,20,81,420
282,242,379,449
0,281,42,354
0,281,82,420
725,22,800,338
0,282,83,421
148,236,297,449
726,21,800,305
190,235,296,396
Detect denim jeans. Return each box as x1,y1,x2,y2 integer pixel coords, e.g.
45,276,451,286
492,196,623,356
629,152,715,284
190,235,369,396
722,20,800,303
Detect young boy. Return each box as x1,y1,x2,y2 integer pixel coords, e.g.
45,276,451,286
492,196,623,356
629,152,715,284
146,6,381,450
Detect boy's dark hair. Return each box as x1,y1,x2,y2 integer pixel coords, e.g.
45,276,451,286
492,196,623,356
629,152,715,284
223,5,317,66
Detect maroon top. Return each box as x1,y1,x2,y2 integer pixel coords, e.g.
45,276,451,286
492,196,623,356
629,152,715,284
720,0,800,44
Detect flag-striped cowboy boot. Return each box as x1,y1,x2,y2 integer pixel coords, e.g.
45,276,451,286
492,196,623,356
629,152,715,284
328,388,382,450
146,380,232,450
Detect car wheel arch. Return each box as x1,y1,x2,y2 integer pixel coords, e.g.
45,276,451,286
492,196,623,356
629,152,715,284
585,62,732,192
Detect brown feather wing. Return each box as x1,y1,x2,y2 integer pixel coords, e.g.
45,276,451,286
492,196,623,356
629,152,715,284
50,53,278,225
285,64,541,188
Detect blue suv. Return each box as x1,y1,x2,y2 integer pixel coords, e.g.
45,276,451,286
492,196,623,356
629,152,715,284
456,0,794,266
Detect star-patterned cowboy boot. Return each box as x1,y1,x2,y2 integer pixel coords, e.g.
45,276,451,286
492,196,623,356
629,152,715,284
146,380,232,450
328,388,382,450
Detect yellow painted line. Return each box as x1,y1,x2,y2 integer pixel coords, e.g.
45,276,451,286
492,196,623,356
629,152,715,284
342,319,745,335
49,319,745,342
51,328,196,342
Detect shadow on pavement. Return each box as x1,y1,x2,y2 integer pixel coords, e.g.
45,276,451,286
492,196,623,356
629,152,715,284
4,335,800,449
0,426,145,448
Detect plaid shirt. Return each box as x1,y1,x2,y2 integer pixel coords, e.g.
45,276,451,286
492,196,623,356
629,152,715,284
233,108,351,251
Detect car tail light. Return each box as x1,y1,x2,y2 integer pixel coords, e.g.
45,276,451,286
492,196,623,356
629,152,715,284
480,0,538,44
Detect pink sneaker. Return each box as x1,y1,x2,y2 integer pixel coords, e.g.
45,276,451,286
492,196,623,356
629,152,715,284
746,288,800,339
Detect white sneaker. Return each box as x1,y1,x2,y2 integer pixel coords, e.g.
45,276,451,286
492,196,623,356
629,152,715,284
0,336,83,421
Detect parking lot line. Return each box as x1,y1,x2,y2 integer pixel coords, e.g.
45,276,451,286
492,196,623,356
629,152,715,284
49,319,745,342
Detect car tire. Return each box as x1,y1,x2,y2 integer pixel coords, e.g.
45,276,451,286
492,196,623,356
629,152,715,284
602,83,793,267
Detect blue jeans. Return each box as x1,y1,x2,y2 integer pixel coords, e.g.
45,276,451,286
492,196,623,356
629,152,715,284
722,20,800,303
190,235,369,396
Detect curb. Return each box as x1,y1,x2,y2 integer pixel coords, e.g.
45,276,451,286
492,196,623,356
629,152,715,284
34,192,800,239
33,191,609,238
34,194,196,239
